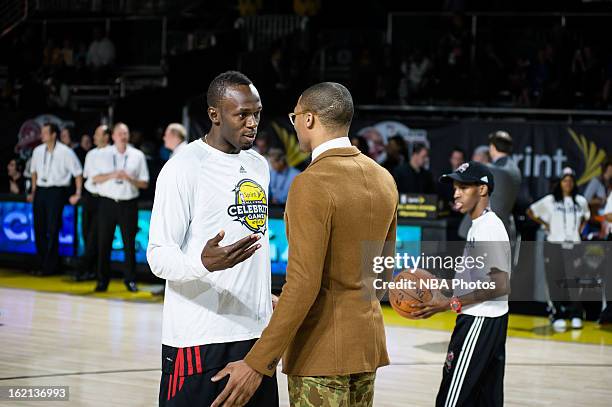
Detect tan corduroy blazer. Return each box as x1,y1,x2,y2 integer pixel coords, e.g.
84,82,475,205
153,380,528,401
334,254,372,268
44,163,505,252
245,146,398,377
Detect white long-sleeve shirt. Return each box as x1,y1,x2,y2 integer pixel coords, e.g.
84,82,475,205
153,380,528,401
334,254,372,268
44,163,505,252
147,139,272,347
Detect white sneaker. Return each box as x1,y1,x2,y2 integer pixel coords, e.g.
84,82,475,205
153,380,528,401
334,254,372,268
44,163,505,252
571,317,583,329
552,319,567,332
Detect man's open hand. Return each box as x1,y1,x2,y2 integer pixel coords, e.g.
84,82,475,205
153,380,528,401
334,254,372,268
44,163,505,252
210,360,263,407
201,231,261,272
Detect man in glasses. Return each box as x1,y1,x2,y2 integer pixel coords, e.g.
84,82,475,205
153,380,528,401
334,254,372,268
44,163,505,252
212,82,398,406
147,71,278,407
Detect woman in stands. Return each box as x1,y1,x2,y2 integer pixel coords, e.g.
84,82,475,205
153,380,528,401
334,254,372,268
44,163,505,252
527,167,590,331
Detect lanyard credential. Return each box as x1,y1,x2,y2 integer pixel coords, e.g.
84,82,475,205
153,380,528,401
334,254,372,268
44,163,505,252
41,148,55,183
113,153,128,184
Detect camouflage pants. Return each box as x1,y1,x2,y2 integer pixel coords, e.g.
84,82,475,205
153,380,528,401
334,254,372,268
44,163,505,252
287,372,376,407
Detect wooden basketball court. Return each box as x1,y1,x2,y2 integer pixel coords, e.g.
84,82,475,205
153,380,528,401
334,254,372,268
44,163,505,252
1,284,611,406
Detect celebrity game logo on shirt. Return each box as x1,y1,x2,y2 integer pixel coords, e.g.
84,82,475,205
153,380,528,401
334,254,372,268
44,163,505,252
227,178,268,235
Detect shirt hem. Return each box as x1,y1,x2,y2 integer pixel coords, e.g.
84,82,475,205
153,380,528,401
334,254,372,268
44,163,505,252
161,331,263,348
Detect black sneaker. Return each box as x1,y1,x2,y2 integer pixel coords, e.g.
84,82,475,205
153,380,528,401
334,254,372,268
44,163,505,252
95,281,109,292
125,281,138,292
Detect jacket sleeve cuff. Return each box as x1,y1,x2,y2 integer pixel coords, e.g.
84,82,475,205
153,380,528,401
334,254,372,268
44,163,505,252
244,352,278,377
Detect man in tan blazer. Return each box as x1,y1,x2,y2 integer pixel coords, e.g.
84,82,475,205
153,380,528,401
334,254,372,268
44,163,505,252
211,82,398,407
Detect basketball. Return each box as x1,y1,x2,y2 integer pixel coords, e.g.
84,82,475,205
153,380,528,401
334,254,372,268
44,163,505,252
389,269,434,319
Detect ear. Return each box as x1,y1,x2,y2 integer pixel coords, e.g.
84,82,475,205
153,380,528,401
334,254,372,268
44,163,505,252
479,184,488,197
305,112,315,129
208,107,220,125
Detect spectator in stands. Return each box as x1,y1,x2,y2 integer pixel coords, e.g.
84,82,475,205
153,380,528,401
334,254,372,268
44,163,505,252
471,145,490,164
42,38,62,74
393,142,435,195
6,157,26,195
438,13,470,100
163,123,188,158
398,48,431,104
74,134,93,165
269,44,289,91
349,134,369,156
358,126,386,163
509,55,531,106
59,127,81,196
74,40,89,80
479,42,505,103
268,148,300,205
531,44,561,107
87,27,116,81
449,146,465,171
571,45,602,107
527,167,590,331
129,129,145,150
439,147,466,214
60,37,75,71
382,135,408,174
253,129,271,156
583,161,612,207
354,47,377,102
60,127,78,149
46,73,73,110
606,191,612,233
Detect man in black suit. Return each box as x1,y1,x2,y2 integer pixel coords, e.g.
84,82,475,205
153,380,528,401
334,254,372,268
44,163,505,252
393,143,435,195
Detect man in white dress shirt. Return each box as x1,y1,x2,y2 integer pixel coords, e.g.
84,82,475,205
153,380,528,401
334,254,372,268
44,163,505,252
163,123,188,158
28,122,83,276
76,124,111,281
94,122,149,292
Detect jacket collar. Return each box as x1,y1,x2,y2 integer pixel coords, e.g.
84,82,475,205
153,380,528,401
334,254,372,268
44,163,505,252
309,146,361,167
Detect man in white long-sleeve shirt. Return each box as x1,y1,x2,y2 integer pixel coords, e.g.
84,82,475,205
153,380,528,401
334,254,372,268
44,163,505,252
147,71,278,407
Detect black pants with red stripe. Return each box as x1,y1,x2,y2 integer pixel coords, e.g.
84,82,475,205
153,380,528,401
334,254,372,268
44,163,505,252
436,313,508,407
159,339,279,407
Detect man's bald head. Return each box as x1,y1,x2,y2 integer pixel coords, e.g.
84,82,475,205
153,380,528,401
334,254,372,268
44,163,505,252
299,82,354,130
